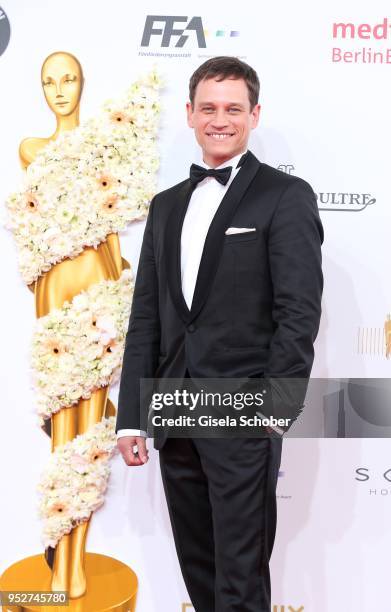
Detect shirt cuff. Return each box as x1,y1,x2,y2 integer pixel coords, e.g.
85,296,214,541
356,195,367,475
116,428,147,439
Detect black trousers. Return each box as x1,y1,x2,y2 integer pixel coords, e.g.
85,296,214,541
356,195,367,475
158,372,283,612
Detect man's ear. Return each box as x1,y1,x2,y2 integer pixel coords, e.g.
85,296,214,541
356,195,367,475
186,101,194,128
251,103,261,129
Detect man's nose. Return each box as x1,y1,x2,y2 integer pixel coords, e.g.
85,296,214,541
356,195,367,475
211,109,229,127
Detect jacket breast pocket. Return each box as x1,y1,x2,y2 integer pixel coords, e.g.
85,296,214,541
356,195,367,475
224,231,258,244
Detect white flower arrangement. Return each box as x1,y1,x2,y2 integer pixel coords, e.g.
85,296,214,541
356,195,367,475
5,69,162,285
5,70,161,547
37,416,118,548
32,269,133,419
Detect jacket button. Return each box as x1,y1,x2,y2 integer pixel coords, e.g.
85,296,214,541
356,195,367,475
187,324,196,332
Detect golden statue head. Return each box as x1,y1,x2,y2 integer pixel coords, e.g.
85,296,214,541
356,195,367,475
41,51,84,117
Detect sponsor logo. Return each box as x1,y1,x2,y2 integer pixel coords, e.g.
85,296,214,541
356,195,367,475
141,16,207,48
0,6,10,56
357,323,387,357
277,165,376,212
355,467,391,496
355,468,391,482
277,164,295,175
331,17,391,64
333,18,391,40
316,192,376,212
139,16,240,59
277,470,293,500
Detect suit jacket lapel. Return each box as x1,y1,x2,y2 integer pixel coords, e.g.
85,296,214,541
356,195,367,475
189,151,260,323
164,180,194,324
164,150,261,326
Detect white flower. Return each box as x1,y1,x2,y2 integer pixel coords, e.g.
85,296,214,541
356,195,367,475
95,315,117,345
31,270,133,418
4,70,162,285
37,417,118,548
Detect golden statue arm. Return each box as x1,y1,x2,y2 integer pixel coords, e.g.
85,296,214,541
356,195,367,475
106,232,130,273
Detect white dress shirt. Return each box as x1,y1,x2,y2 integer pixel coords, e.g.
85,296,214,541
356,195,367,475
117,149,283,439
180,151,244,309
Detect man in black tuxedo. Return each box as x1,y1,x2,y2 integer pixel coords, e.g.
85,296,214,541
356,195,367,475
116,56,323,611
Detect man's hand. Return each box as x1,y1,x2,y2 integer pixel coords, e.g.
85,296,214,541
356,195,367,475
264,425,284,438
117,436,149,466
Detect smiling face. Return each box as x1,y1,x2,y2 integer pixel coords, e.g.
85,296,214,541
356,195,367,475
186,76,260,168
41,52,83,116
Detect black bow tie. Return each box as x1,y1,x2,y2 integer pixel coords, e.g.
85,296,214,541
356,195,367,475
189,164,232,186
189,152,248,187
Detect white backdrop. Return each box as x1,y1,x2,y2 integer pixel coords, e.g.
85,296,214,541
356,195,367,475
1,1,390,610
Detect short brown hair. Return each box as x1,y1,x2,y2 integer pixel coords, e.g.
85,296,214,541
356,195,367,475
189,56,260,110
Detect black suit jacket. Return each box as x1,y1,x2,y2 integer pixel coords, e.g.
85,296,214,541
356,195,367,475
116,150,324,448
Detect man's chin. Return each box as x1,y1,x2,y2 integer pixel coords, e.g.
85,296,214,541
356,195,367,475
202,144,241,164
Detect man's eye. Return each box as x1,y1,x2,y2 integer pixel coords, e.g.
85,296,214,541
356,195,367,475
229,108,240,113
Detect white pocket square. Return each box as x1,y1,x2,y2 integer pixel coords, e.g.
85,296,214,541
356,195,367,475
225,227,256,235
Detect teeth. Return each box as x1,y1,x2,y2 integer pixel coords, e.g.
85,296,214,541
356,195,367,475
208,133,232,139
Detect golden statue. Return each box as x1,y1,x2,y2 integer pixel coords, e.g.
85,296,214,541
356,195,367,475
19,51,123,599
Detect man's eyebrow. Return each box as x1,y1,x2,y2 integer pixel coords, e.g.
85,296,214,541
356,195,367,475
198,101,245,107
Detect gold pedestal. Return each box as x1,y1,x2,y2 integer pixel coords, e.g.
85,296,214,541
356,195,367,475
0,553,138,611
